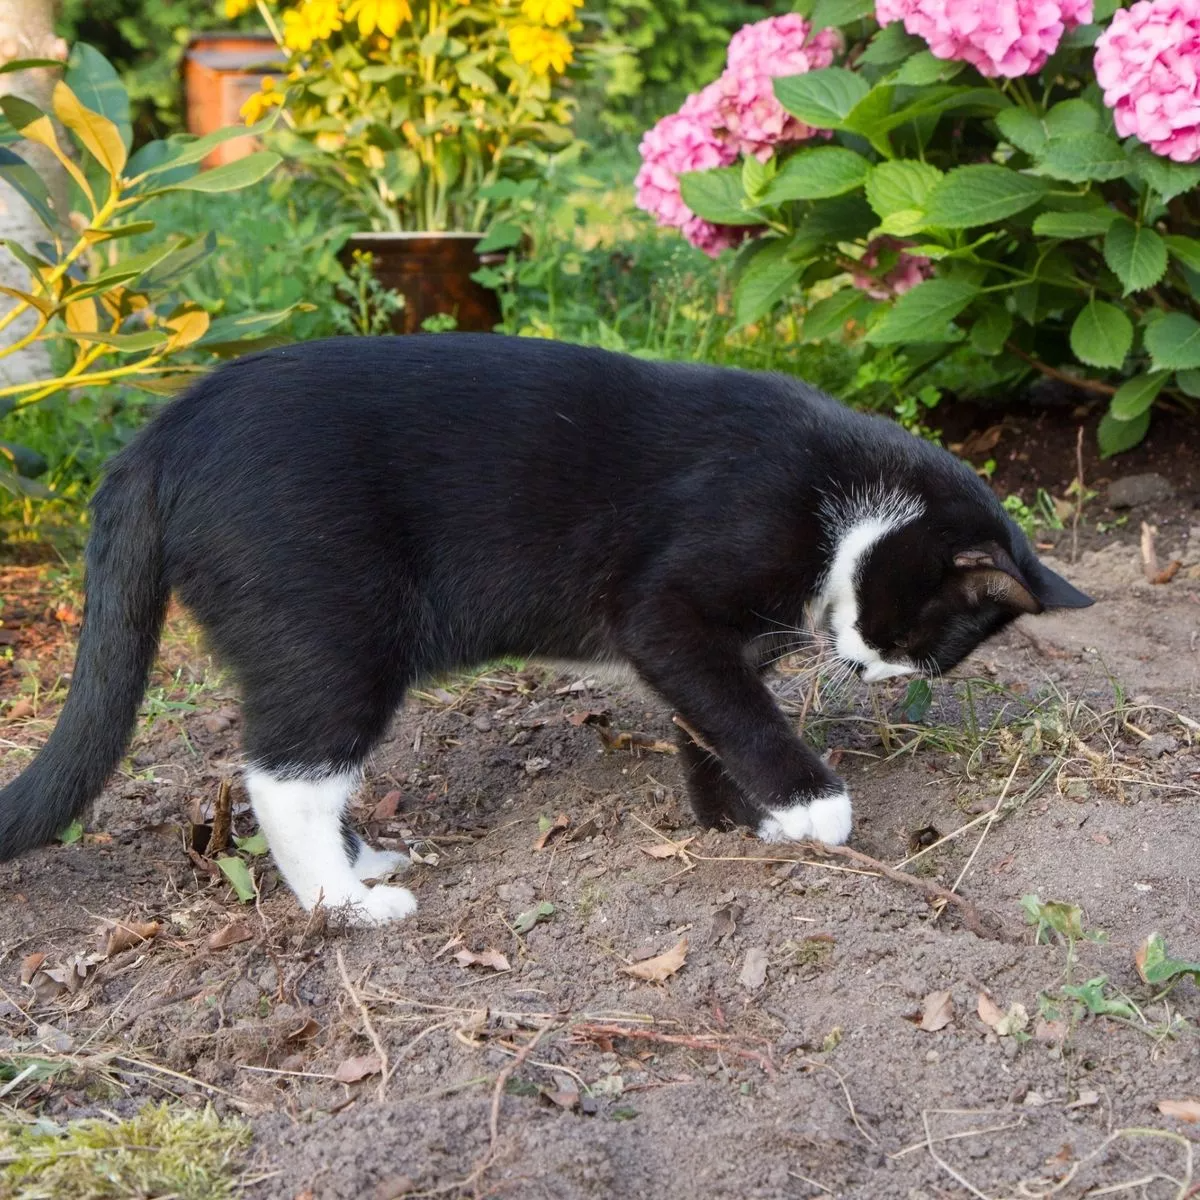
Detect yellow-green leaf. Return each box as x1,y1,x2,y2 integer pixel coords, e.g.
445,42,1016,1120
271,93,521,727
52,79,126,179
65,297,99,335
164,306,211,349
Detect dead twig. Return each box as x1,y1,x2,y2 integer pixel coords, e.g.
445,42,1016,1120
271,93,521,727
209,778,233,855
671,713,714,755
1142,521,1183,585
1071,425,1084,565
572,1021,776,1078
335,949,390,1104
798,1058,877,1147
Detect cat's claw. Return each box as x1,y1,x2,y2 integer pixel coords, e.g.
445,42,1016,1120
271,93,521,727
352,845,410,882
757,789,852,846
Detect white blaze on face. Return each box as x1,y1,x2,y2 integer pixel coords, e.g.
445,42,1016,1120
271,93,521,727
812,493,923,681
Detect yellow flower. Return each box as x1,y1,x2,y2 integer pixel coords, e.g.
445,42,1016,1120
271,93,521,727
224,0,257,17
240,75,284,123
281,0,343,51
520,0,582,27
344,0,411,37
508,24,573,74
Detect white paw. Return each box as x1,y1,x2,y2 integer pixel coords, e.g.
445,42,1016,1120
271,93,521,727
351,884,419,925
352,844,410,882
757,789,852,846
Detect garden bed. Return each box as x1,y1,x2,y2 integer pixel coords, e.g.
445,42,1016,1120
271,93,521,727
1,505,1198,1197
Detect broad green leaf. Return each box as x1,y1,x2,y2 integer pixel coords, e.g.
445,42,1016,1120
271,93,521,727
735,239,805,326
810,0,874,26
217,856,257,902
865,160,942,219
475,221,521,253
1127,145,1200,203
679,167,753,226
0,237,52,281
52,80,126,178
742,154,773,204
1136,932,1200,986
877,86,1009,137
1062,977,1138,1020
83,220,156,244
196,304,302,346
1061,23,1101,49
874,209,926,237
1176,368,1200,398
134,116,280,177
773,68,869,129
1044,98,1100,138
901,678,933,722
922,165,1049,229
513,901,556,935
894,51,963,85
158,150,281,194
801,288,873,341
1144,312,1200,370
762,147,870,203
1070,300,1132,369
865,278,978,344
970,305,1013,356
233,831,269,856
57,818,84,844
65,43,131,151
1164,234,1200,274
1104,218,1167,295
137,232,216,291
1108,371,1169,421
995,108,1047,156
0,147,56,229
859,22,923,66
1032,208,1118,239
788,194,877,257
843,84,897,155
1034,134,1128,184
1098,408,1150,456
69,329,170,352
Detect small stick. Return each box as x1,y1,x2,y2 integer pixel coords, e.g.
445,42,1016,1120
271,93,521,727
948,753,1023,897
572,1022,776,1078
798,1058,878,1146
209,778,232,855
1141,521,1159,583
335,949,390,1104
1072,424,1084,565
488,1024,554,1146
671,713,714,755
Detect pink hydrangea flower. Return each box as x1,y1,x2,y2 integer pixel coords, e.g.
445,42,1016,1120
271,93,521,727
849,238,934,299
876,0,1093,77
1095,0,1200,163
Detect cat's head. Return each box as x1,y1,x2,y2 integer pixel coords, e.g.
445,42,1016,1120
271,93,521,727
812,477,1092,682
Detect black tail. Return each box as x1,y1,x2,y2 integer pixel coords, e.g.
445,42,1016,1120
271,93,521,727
0,450,168,857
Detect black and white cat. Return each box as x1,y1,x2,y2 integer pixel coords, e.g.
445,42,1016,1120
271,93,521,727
0,335,1092,923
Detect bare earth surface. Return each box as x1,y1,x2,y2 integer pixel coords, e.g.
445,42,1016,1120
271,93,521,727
1,440,1198,1198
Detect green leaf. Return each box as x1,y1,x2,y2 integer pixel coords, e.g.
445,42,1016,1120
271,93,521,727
995,108,1048,156
52,81,126,179
1032,208,1118,239
801,288,872,341
233,831,269,856
894,51,963,85
1070,300,1132,369
864,160,942,219
1062,977,1138,1020
741,154,773,204
1108,372,1168,421
865,278,978,344
475,221,522,253
679,167,754,226
83,220,156,243
922,165,1050,229
136,232,216,291
1144,312,1200,370
217,856,257,902
762,147,870,203
1127,145,1200,203
69,329,169,352
1176,368,1200,398
735,239,805,326
0,466,52,498
58,819,84,845
1034,134,1129,184
1135,932,1200,986
65,43,131,151
773,68,870,129
0,146,57,230
1020,894,1086,943
1104,218,1167,295
157,150,281,194
1164,234,1200,274
810,0,874,26
196,304,301,347
513,901,556,935
901,678,933,722
0,58,65,74
859,22,924,66
1061,23,1101,49
1044,98,1100,138
1098,408,1151,457
134,118,279,178
970,305,1013,356
842,84,897,155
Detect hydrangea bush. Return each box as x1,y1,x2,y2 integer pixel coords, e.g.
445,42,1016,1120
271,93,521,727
639,0,1200,454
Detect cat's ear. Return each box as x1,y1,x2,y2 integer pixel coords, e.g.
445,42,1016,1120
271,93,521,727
1027,560,1095,610
952,545,1042,614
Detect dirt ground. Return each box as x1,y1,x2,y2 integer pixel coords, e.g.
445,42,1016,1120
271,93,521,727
1,415,1198,1199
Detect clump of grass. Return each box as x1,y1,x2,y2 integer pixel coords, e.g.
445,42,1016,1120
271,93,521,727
0,1103,252,1200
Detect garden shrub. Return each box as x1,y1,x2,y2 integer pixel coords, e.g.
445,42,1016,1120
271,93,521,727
638,0,1200,454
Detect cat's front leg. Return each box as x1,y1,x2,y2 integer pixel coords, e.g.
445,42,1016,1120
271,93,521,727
620,601,852,845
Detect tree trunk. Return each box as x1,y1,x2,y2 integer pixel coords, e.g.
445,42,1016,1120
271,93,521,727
0,0,69,394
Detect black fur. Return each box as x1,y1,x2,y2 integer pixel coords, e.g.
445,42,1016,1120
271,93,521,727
0,334,1091,858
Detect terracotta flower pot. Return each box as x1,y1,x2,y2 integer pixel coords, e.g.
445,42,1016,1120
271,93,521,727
338,232,506,335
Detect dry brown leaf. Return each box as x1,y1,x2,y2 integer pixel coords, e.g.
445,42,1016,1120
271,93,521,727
533,812,569,851
287,1017,321,1042
739,947,769,991
1158,1098,1200,1123
639,837,694,860
623,936,687,983
371,790,402,821
100,919,161,958
333,1053,383,1084
20,952,46,985
454,948,511,973
596,727,678,755
977,992,1005,1029
206,921,254,951
710,903,743,943
919,989,954,1032
566,709,609,727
